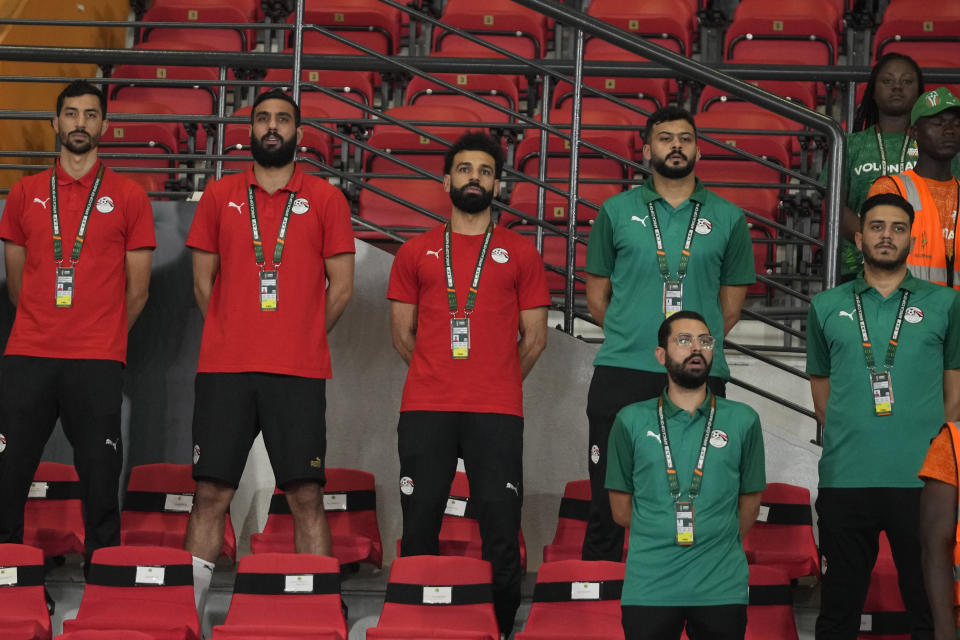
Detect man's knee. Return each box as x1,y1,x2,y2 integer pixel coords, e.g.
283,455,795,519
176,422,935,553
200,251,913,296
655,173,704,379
283,479,325,519
192,478,234,516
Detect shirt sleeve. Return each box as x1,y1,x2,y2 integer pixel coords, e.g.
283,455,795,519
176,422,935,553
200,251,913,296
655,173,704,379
720,209,757,286
123,182,156,251
387,240,419,305
585,205,615,277
320,187,356,258
866,175,902,199
805,302,831,376
943,292,960,370
739,408,767,494
186,183,220,254
515,239,551,310
605,411,635,494
918,427,958,486
0,179,27,245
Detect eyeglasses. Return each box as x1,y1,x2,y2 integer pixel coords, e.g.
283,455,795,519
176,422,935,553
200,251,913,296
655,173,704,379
674,333,716,350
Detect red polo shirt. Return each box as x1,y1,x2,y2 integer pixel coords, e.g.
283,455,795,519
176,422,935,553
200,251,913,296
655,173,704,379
187,166,355,378
387,223,551,417
0,161,155,363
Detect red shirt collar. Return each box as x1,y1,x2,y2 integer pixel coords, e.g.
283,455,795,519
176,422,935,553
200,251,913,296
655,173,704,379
54,159,103,187
244,164,304,194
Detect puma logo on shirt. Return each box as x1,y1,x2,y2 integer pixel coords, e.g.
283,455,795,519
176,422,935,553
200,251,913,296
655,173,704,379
33,197,50,209
838,310,855,321
425,248,442,260
646,430,662,443
227,201,246,214
631,215,649,226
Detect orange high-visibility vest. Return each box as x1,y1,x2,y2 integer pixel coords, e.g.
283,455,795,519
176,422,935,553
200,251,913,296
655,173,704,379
887,170,960,290
943,421,960,610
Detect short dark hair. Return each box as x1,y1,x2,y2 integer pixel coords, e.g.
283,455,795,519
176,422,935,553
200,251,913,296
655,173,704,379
644,106,696,145
859,192,915,227
658,310,709,349
56,80,107,118
443,131,505,177
252,89,301,127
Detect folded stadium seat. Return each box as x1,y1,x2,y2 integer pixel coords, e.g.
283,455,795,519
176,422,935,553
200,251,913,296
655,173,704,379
210,553,347,640
223,105,334,169
586,0,694,58
62,545,200,640
148,0,263,21
23,462,85,559
873,1,960,61
0,544,51,640
545,103,640,158
505,182,620,229
710,186,782,230
365,105,484,176
426,46,531,97
141,2,256,52
405,70,521,123
514,132,633,182
367,555,500,640
515,559,624,640
511,226,589,295
57,631,155,639
120,463,236,562
290,0,403,56
356,178,450,241
695,108,795,169
101,99,181,193
742,482,820,580
433,0,549,60
250,468,383,569
699,77,817,114
858,532,910,639
542,479,627,563
745,565,799,640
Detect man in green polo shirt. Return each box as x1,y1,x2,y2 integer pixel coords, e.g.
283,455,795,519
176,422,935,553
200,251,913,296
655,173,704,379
582,105,757,562
807,192,960,639
607,310,765,640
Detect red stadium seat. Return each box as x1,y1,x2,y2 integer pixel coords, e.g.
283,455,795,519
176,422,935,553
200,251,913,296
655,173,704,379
226,105,334,167
366,105,484,175
586,0,695,57
141,2,256,51
512,226,588,295
102,99,181,191
434,0,549,59
743,483,819,580
148,0,262,21
58,632,155,640
63,545,200,640
405,70,520,123
874,2,960,61
516,560,625,640
858,532,910,639
356,178,450,240
121,463,236,562
250,469,383,568
745,565,799,640
367,555,500,640
0,544,51,640
695,109,794,168
211,553,347,640
505,181,619,228
293,0,404,55
23,462,84,558
726,0,841,66
542,479,589,563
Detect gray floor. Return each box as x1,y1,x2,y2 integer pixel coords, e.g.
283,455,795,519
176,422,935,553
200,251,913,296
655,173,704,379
46,555,821,639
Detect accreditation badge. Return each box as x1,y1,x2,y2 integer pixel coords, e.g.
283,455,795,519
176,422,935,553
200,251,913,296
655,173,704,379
664,281,683,317
451,317,470,359
871,371,893,416
259,270,278,311
55,267,74,308
675,501,694,546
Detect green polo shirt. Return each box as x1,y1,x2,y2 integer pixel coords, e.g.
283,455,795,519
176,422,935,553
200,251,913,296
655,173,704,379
605,391,766,606
586,179,756,380
806,270,960,488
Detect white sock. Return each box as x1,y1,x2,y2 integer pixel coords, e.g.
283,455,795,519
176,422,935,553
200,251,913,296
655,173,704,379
192,556,215,618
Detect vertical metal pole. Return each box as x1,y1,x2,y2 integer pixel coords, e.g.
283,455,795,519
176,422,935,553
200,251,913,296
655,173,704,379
536,75,552,255
845,80,857,133
215,65,227,182
564,29,586,334
291,0,305,103
824,130,844,291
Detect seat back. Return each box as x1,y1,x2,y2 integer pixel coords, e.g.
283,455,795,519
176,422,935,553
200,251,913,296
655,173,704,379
746,565,798,640
366,105,483,175
859,532,910,639
293,1,402,55
542,479,591,562
142,3,254,51
742,482,819,580
406,72,520,123
0,543,51,640
24,461,85,557
435,1,548,59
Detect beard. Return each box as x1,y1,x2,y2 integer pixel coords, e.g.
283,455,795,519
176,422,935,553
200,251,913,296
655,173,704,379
60,128,99,155
250,132,297,168
861,241,910,271
449,181,494,214
665,350,712,389
651,150,696,179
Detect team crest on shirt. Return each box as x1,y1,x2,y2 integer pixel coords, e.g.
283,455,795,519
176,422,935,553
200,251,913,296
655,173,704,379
590,444,600,464
291,197,310,215
695,218,712,235
904,306,924,324
709,429,728,449
96,196,115,214
193,444,201,464
0,433,6,453
491,247,510,264
400,476,415,496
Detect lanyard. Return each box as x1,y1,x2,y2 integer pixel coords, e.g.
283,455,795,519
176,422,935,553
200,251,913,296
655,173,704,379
648,200,702,282
247,185,296,269
853,289,910,372
874,127,911,175
657,393,716,501
50,164,105,265
443,222,494,315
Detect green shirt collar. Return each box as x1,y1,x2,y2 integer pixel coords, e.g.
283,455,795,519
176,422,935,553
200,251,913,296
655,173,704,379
851,269,920,295
660,388,714,419
638,177,709,207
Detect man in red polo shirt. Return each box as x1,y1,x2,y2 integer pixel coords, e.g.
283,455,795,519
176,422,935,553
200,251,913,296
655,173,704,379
184,89,355,614
388,131,550,638
0,80,155,566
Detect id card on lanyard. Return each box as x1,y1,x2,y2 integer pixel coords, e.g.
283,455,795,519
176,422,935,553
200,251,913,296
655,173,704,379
657,393,716,546
648,200,701,317
444,222,494,359
247,185,296,311
49,164,105,308
853,289,910,417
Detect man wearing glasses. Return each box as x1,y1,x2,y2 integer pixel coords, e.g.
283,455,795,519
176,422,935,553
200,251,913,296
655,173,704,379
606,310,766,640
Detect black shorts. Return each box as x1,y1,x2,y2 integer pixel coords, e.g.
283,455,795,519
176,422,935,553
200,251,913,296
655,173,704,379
191,372,327,488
